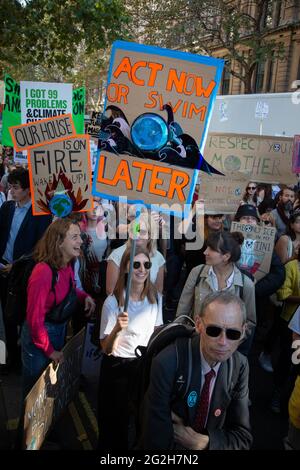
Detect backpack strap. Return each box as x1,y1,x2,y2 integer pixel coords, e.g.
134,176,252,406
174,336,193,399
50,267,58,305
238,272,245,300
195,264,205,287
227,353,241,397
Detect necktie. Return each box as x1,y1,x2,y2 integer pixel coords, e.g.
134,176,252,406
193,369,216,433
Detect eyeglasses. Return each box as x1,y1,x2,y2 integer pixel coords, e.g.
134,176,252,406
247,186,256,191
202,320,243,341
133,261,152,270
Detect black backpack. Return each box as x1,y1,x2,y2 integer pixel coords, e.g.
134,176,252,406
5,255,57,325
131,315,241,448
129,315,195,445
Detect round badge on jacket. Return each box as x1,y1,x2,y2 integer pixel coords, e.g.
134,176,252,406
187,391,197,408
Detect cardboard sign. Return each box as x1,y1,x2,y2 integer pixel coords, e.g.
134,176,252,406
28,134,93,215
199,171,248,214
86,111,102,137
231,221,276,281
72,87,85,134
93,40,223,215
9,114,76,150
292,135,300,174
23,329,85,450
2,74,21,146
204,133,297,185
20,81,72,124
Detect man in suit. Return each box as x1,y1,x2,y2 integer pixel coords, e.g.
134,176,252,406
0,167,51,370
142,291,252,450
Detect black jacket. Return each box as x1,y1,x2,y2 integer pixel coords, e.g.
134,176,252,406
142,334,252,450
255,251,285,298
0,201,51,261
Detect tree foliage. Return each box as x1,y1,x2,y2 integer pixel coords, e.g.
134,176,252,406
125,0,289,93
0,0,129,76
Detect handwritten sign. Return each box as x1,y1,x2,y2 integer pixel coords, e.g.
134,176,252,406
72,87,85,134
231,221,276,281
204,132,296,185
2,74,21,146
22,329,84,450
86,111,102,138
28,134,93,215
10,114,76,150
93,40,223,215
199,171,248,214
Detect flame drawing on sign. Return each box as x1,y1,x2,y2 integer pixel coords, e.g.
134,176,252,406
36,171,89,213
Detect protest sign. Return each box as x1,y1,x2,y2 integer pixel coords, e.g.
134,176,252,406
204,133,296,185
20,81,72,124
86,111,102,137
231,221,276,281
93,40,223,215
72,87,85,134
199,171,248,214
28,134,93,215
292,135,300,174
0,80,4,105
2,75,21,146
22,329,84,450
10,114,76,150
13,148,28,165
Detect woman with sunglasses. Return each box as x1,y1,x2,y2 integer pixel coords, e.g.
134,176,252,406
106,212,165,295
98,246,163,451
176,231,256,351
240,182,257,206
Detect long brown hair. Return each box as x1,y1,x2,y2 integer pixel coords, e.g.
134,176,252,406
34,218,80,269
114,246,158,308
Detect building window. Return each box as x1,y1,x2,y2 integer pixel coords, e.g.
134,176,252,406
274,1,282,27
222,59,231,95
266,56,275,92
262,0,273,28
255,61,266,93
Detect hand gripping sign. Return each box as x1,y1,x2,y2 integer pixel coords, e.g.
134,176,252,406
92,41,224,216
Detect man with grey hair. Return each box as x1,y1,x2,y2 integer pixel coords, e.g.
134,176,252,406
141,291,252,450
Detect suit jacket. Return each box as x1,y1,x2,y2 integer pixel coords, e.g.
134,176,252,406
142,334,252,450
0,201,52,261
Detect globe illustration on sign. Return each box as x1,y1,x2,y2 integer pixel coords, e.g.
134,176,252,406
49,194,73,218
131,113,169,152
224,155,241,172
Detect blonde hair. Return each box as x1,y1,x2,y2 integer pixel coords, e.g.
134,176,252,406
34,218,80,269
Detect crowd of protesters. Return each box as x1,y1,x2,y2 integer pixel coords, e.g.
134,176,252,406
0,142,300,451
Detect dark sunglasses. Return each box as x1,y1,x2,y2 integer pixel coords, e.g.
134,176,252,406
247,186,256,190
133,261,152,270
204,323,243,341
